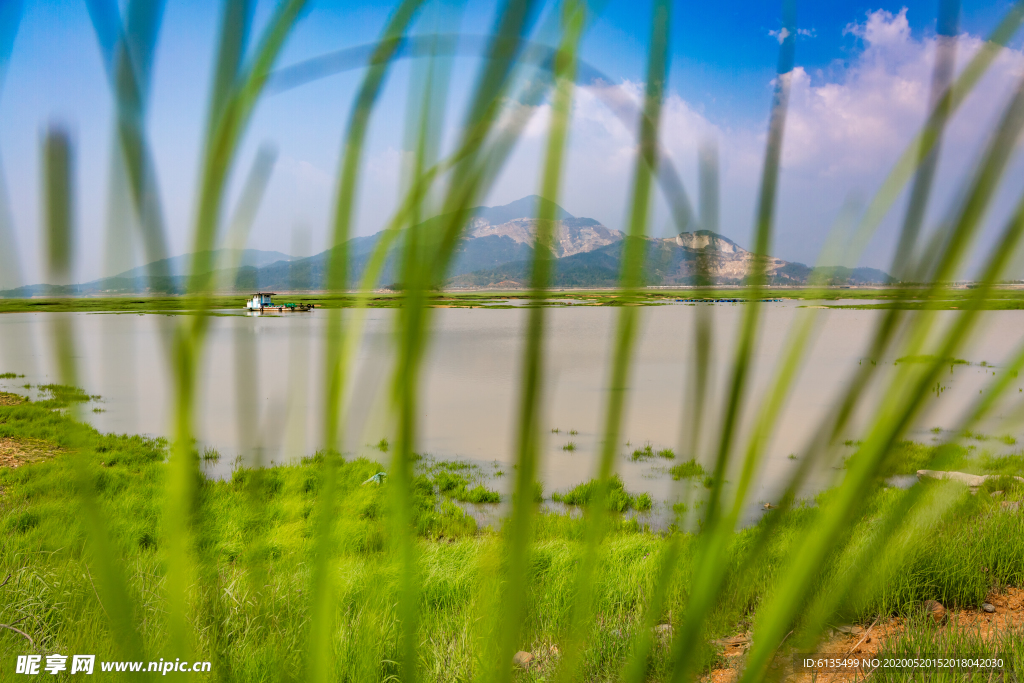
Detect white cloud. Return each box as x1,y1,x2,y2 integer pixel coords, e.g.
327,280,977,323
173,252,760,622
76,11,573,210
844,7,909,45
768,27,790,44
768,27,815,44
502,7,1024,271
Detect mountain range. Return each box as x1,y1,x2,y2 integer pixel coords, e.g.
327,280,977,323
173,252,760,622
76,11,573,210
0,196,892,296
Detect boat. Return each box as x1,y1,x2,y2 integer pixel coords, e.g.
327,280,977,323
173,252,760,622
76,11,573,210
244,292,314,312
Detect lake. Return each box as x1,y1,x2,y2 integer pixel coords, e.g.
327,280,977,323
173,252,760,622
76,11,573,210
1,302,1021,514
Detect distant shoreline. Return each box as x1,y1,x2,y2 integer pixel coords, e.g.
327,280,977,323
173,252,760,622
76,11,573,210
4,286,1024,313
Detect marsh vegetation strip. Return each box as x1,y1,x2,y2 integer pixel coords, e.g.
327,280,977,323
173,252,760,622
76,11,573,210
4,306,1024,501
10,287,1024,314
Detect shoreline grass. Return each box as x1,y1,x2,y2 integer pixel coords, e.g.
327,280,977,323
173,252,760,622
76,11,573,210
10,286,1024,314
2,390,1022,680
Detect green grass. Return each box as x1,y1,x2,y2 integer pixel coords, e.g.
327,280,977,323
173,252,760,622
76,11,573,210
562,441,577,452
669,459,707,480
895,355,971,365
0,372,23,379
843,440,1024,479
2,391,1024,679
16,286,1024,314
427,464,501,504
629,443,676,461
550,475,652,513
36,384,99,403
630,443,654,460
871,620,1024,682
975,452,1024,476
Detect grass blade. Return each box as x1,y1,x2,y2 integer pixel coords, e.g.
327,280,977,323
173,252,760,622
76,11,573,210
488,3,586,682
554,2,669,680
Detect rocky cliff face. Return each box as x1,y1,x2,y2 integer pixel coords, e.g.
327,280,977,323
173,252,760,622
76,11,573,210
670,230,789,282
675,231,741,253
467,211,622,258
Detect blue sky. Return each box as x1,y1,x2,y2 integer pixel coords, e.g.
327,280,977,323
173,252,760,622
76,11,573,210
2,0,1024,285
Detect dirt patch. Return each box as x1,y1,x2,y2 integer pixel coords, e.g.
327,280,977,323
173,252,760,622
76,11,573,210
703,588,1024,682
0,437,61,468
0,391,26,406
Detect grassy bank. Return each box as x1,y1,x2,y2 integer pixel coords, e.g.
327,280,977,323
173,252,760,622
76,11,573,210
1,388,1022,680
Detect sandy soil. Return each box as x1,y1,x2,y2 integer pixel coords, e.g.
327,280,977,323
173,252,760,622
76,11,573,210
704,588,1024,682
0,436,61,469
0,391,25,407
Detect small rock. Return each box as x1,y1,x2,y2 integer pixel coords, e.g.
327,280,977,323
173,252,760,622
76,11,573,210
549,645,560,657
992,490,1004,497
837,625,864,635
513,651,533,669
982,603,996,613
654,623,673,637
1001,501,1020,512
923,600,946,623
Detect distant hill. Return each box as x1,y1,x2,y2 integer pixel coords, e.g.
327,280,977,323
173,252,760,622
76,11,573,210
0,249,298,297
0,200,893,295
113,249,296,279
449,230,895,288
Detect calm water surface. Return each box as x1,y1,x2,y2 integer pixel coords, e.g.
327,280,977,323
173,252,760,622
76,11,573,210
2,302,1022,512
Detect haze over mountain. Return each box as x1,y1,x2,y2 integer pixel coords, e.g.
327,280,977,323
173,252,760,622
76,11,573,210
113,250,297,280
0,197,891,297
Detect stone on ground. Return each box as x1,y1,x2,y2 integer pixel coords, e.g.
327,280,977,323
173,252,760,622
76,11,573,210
512,651,533,669
923,600,945,623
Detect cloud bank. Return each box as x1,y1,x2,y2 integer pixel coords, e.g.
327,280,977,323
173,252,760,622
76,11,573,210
488,7,1024,273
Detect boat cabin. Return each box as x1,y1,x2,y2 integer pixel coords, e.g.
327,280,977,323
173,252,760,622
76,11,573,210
246,292,276,310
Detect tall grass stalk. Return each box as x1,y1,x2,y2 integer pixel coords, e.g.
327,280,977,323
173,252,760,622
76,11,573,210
307,2,429,680
491,4,584,682
0,0,21,291
553,4,668,682
42,125,152,674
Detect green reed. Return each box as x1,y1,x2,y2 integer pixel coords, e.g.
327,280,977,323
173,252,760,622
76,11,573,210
4,0,1024,681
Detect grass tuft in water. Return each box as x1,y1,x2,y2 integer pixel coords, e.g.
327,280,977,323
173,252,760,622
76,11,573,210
551,475,652,512
670,459,707,480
